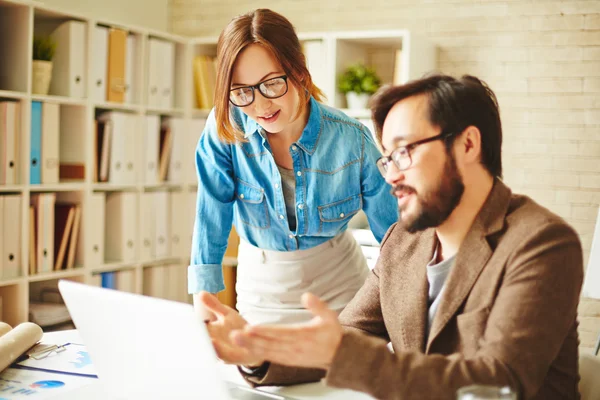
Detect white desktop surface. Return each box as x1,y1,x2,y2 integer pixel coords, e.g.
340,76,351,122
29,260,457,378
42,330,373,400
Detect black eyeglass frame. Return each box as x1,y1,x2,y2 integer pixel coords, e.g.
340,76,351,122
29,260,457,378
229,75,289,107
376,130,455,175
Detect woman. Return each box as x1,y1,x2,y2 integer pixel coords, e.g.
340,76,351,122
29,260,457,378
189,9,398,325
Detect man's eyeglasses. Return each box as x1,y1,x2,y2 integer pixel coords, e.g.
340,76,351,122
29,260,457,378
376,131,454,177
229,75,289,107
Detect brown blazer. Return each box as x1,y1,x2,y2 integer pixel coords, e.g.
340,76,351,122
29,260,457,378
245,180,584,400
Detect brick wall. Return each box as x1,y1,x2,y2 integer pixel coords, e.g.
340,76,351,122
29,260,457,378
170,0,600,352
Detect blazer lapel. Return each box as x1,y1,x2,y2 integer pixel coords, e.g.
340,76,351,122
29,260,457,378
425,179,512,353
394,229,436,352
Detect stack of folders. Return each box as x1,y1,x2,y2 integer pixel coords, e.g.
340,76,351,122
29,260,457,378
193,55,217,109
29,194,82,275
0,194,22,280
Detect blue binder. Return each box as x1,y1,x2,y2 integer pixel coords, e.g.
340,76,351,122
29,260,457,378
30,101,42,184
100,272,116,289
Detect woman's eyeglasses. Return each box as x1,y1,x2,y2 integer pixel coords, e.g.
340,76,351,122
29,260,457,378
229,75,289,107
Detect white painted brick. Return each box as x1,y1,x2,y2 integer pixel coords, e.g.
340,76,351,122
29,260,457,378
562,63,600,77
504,155,554,169
530,15,585,31
572,205,600,220
586,110,600,125
484,77,529,93
554,127,600,141
584,78,600,93
555,157,600,173
500,109,530,124
524,171,580,188
581,174,600,189
571,220,599,236
585,15,600,30
578,143,600,157
508,2,600,16
530,110,586,125
501,94,596,109
545,203,572,218
529,47,583,62
583,47,600,61
556,190,600,205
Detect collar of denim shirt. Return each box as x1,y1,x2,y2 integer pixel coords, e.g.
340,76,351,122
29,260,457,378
242,96,323,155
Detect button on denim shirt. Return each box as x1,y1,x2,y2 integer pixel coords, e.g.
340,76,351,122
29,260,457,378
188,97,399,294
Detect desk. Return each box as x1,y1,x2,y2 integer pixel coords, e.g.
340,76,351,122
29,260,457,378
41,330,373,400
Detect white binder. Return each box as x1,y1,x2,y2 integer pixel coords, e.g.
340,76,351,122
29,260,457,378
59,106,86,180
105,192,137,262
41,102,60,184
154,191,170,258
160,40,175,109
139,192,155,261
186,118,205,185
2,194,22,279
125,34,137,104
170,191,189,258
0,101,19,185
90,25,108,103
87,193,105,266
144,265,168,299
146,38,161,107
49,20,86,98
167,264,187,303
143,115,160,184
32,193,56,274
167,117,184,183
116,269,136,293
97,112,136,184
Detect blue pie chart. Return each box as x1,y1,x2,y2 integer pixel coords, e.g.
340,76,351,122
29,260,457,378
30,380,65,389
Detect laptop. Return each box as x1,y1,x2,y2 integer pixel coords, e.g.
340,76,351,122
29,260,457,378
58,280,297,400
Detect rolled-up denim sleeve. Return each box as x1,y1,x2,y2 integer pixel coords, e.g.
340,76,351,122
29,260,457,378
360,130,399,243
188,111,235,294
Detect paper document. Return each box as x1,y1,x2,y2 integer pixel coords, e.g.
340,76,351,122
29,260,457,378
16,343,97,378
0,367,94,399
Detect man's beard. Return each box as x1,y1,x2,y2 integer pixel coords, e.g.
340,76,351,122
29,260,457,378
395,152,465,233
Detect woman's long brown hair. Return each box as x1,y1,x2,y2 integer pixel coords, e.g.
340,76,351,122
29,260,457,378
214,9,325,143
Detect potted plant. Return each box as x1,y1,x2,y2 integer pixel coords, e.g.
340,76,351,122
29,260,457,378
337,63,381,110
32,36,56,95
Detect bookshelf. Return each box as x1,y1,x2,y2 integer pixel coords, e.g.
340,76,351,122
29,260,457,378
0,0,436,329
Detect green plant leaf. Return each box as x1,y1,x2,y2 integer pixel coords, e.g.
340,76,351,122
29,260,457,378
337,63,382,95
33,36,56,61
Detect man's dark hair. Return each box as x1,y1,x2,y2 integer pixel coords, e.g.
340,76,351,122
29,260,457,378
370,73,503,178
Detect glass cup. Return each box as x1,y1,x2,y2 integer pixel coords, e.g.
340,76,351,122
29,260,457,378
456,385,517,400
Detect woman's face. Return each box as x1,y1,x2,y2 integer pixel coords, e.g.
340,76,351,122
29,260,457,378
230,44,302,135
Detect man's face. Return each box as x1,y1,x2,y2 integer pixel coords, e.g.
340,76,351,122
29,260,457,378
381,95,464,233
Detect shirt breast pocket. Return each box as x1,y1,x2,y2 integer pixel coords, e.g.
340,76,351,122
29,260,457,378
317,194,362,235
235,179,270,229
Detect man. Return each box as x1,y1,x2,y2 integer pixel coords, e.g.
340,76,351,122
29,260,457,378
199,74,584,399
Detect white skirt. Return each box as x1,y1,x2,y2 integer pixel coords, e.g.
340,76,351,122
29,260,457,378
235,231,370,325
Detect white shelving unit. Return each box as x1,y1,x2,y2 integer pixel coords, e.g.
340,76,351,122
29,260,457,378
0,0,436,329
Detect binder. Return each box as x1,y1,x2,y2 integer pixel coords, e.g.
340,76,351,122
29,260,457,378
167,118,184,183
101,271,116,289
107,28,127,103
158,122,172,182
90,25,109,103
31,193,56,274
30,102,42,184
143,266,167,299
87,193,105,266
105,192,137,262
139,192,155,260
41,102,60,184
125,34,137,104
0,101,20,185
143,115,160,184
147,38,161,107
169,192,188,258
186,118,205,184
28,205,36,275
3,195,21,279
49,20,86,98
97,112,135,184
159,40,175,109
154,191,170,258
116,269,135,293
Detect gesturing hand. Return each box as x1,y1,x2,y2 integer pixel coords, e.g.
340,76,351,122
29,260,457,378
198,291,265,367
230,293,343,370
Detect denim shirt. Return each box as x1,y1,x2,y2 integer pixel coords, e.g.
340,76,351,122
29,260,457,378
188,97,399,294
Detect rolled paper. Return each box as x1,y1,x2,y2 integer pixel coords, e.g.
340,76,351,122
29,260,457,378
0,322,11,338
0,322,43,372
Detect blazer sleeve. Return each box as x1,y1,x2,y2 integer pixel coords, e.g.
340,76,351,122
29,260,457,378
324,221,583,400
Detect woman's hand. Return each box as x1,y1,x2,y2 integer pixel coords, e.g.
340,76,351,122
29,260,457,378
197,291,265,367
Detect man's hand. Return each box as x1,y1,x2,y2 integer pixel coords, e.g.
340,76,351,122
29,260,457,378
198,291,265,367
230,293,343,370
